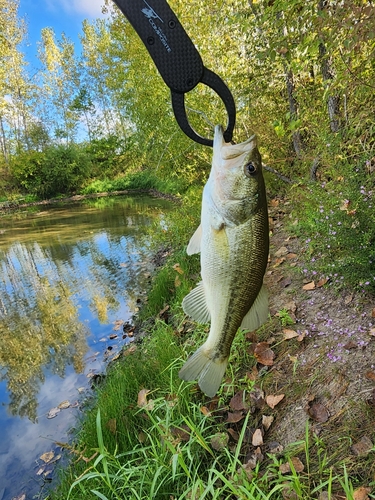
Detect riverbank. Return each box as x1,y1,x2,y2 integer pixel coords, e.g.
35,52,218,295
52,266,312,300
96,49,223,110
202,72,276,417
46,194,375,500
0,188,181,213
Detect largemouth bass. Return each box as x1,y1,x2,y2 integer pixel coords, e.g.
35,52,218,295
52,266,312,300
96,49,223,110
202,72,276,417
179,125,269,397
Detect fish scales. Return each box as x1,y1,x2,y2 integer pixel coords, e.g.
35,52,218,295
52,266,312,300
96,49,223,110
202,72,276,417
179,125,269,397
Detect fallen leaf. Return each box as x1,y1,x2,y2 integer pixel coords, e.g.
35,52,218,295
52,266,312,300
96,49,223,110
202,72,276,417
252,428,263,446
307,402,329,422
284,300,297,313
369,328,375,337
211,432,229,451
40,451,54,463
286,253,298,259
345,294,353,304
266,394,285,409
298,330,307,342
371,308,375,318
106,418,117,435
351,436,373,457
137,389,151,408
58,400,70,410
279,457,304,474
283,329,298,340
230,390,248,411
343,341,357,350
47,407,60,419
262,415,274,431
280,277,292,288
275,246,289,257
250,387,265,410
227,428,239,441
227,411,244,423
303,281,315,290
200,406,211,416
173,263,184,274
353,486,371,500
316,278,328,288
170,425,190,442
254,342,275,366
281,482,299,500
273,257,286,268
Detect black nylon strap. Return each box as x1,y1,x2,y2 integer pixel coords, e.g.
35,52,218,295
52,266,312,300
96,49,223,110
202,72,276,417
112,0,236,145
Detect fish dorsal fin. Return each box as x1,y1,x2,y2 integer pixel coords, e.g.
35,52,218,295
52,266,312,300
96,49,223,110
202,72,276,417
182,281,211,324
186,225,202,255
240,285,269,331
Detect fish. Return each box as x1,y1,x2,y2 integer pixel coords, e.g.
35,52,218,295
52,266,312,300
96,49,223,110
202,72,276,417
179,125,269,397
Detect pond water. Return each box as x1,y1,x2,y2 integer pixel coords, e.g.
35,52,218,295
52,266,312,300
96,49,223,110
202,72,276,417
0,195,172,500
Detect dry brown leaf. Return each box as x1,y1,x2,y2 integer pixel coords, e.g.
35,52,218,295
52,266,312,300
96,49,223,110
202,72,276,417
200,406,211,416
369,328,375,337
227,411,244,423
262,415,274,431
298,330,307,342
353,486,371,500
351,436,373,457
173,263,184,274
345,294,353,304
174,275,181,287
254,342,275,366
40,451,54,463
316,278,328,288
227,428,239,441
307,402,330,422
137,389,151,408
286,253,297,259
284,300,297,313
170,425,190,442
371,308,375,318
252,428,264,446
280,277,292,288
283,329,298,340
230,390,248,411
303,281,315,290
275,246,289,257
106,418,117,435
266,394,285,409
279,457,304,474
273,257,286,268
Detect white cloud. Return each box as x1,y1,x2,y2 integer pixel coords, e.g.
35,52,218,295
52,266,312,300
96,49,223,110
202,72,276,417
45,0,107,19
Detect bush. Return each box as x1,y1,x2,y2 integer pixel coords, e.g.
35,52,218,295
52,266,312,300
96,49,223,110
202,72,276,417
10,144,92,198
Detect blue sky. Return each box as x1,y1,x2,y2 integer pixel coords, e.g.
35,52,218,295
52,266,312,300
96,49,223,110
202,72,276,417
19,0,107,69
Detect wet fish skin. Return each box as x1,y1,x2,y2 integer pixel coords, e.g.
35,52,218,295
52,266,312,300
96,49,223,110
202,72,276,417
179,125,269,397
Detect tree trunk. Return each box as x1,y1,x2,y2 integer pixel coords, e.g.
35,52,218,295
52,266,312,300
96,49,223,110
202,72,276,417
0,116,9,168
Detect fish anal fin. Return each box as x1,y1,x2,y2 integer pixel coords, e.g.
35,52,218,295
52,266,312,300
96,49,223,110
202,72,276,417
179,345,228,398
187,225,202,255
240,285,269,332
182,281,211,324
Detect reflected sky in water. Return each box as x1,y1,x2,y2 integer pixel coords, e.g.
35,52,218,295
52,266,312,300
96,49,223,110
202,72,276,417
0,195,172,500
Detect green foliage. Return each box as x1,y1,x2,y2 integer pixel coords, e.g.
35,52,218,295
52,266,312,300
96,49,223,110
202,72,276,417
290,155,375,292
10,144,92,198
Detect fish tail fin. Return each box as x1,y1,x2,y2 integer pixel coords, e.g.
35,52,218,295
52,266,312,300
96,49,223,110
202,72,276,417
179,345,228,398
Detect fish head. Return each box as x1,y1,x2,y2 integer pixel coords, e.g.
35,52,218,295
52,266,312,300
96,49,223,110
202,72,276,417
210,125,266,224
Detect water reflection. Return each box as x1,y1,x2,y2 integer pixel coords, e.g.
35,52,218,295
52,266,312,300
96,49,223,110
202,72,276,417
0,195,171,499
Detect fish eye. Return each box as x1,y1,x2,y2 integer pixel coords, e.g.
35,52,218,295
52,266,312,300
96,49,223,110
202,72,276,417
244,162,257,177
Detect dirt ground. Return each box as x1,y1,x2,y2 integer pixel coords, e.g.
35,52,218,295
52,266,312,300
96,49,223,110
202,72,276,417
252,197,375,485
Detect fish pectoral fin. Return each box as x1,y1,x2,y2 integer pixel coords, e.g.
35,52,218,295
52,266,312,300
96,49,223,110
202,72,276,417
179,345,228,398
240,285,269,331
182,281,211,324
186,225,202,255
